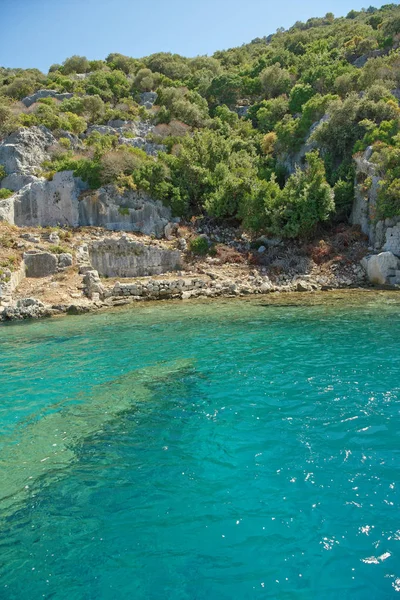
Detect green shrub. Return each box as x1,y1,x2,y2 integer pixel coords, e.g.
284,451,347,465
0,188,13,199
189,236,210,255
48,245,69,255
270,151,334,238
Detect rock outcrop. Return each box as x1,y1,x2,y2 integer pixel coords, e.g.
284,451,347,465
1,298,51,320
79,186,171,237
140,92,158,109
279,114,330,175
0,126,56,179
88,237,182,278
351,148,400,258
85,120,165,156
361,251,399,285
12,171,86,227
21,90,74,108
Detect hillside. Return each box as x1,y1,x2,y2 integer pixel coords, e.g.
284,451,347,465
1,4,400,318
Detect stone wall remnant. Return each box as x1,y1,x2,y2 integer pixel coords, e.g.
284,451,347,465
89,237,182,278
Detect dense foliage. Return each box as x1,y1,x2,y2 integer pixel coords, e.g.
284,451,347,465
1,3,400,237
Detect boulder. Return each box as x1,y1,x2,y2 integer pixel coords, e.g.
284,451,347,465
140,92,158,108
58,253,73,269
82,270,105,300
24,251,58,278
0,126,56,178
361,251,399,285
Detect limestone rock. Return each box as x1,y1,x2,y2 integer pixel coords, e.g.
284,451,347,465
58,253,73,269
0,126,56,178
140,92,158,109
361,251,399,285
79,185,171,237
88,237,182,278
21,90,74,108
164,222,178,240
82,270,105,300
16,297,44,308
0,197,14,223
24,251,58,278
383,224,400,257
13,171,86,227
1,173,40,192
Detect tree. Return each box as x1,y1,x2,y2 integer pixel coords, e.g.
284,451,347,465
270,151,334,238
260,63,292,99
240,176,281,232
83,95,105,123
289,83,315,113
207,74,242,107
62,55,90,75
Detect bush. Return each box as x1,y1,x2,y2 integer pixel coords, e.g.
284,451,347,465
62,55,90,75
270,151,334,238
0,188,13,199
48,245,69,255
189,236,210,255
289,83,315,113
260,64,292,99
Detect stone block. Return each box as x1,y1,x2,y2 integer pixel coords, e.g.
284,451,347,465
24,251,58,278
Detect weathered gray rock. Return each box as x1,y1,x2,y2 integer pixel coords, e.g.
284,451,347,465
58,253,73,269
21,90,74,108
86,121,164,156
383,224,400,257
17,297,45,308
140,92,158,109
82,270,105,300
0,197,14,223
1,173,40,192
0,126,56,178
24,251,58,278
350,147,380,239
361,251,399,285
119,136,165,156
49,231,60,244
13,171,87,227
280,114,330,174
235,106,250,117
79,185,171,237
164,222,178,240
89,237,182,278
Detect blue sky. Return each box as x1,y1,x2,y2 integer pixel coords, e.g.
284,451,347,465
0,0,394,72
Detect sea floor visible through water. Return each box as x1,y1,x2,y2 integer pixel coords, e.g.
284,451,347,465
0,290,399,599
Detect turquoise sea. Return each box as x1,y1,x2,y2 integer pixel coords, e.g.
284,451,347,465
0,293,399,599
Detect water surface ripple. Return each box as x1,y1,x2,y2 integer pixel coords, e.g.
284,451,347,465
0,294,399,599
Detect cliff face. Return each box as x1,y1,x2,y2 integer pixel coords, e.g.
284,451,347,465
0,125,172,237
351,147,400,258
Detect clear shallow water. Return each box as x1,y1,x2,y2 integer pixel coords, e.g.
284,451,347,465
0,293,400,599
